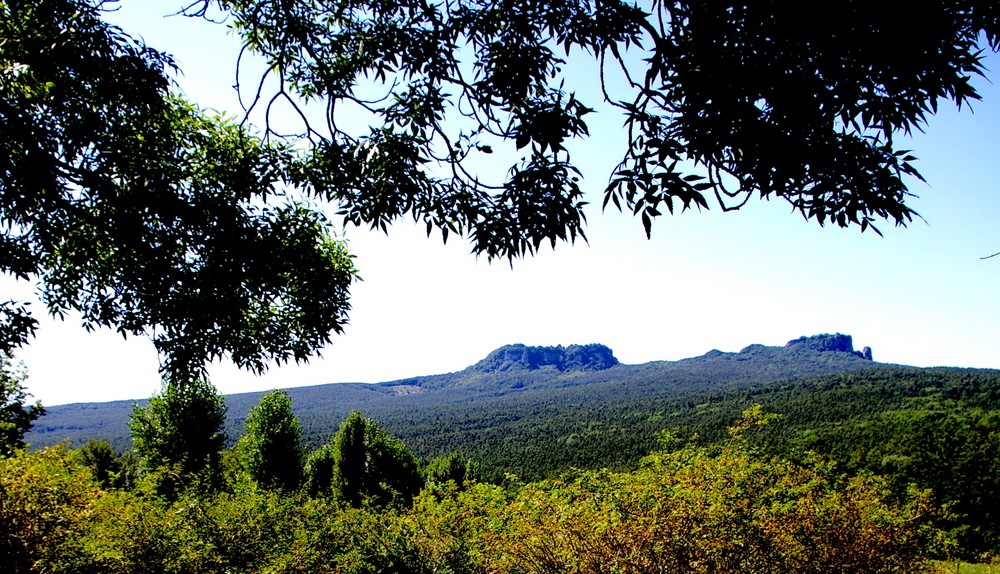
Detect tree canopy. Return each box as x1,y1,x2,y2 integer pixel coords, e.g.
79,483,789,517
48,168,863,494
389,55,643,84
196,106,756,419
304,411,423,507
3,0,998,381
129,376,227,490
1,0,357,381
0,352,43,457
237,389,304,492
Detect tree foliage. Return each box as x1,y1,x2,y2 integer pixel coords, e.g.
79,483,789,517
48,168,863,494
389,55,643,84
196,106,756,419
71,438,137,490
129,378,227,491
3,0,999,381
481,411,945,573
305,412,423,508
424,452,479,490
209,0,1000,243
237,390,304,492
0,410,951,574
0,0,358,380
0,352,43,457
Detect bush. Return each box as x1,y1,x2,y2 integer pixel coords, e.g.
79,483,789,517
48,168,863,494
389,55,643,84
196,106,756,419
237,390,304,492
305,412,423,508
478,408,945,573
0,447,101,573
0,407,947,573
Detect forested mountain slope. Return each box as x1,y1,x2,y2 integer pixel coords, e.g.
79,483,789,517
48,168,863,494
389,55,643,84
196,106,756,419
30,334,878,466
27,334,1000,554
19,332,1000,562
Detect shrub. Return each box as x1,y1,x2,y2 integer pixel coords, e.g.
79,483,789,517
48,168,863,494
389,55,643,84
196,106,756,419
0,447,101,573
479,407,945,573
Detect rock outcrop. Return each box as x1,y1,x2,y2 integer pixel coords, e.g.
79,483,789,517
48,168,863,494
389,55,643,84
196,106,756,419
471,344,619,373
785,333,872,361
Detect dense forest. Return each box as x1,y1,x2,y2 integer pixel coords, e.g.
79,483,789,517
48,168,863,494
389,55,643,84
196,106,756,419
2,403,951,572
11,335,1000,566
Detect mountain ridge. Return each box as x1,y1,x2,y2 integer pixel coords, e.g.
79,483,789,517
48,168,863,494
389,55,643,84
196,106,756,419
20,334,1000,560
28,333,876,451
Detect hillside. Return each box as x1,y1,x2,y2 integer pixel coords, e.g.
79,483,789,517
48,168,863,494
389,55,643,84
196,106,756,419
29,334,877,464
22,332,1000,559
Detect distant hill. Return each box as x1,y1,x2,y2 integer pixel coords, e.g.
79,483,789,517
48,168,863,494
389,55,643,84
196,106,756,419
29,334,875,458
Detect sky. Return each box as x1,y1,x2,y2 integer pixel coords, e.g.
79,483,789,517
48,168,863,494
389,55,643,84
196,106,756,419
8,3,1000,406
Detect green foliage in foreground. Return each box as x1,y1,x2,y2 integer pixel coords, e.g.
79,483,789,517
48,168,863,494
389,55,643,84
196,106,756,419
304,411,423,508
24,352,1000,559
651,369,1000,560
129,378,228,497
0,352,43,458
0,409,952,573
236,390,304,493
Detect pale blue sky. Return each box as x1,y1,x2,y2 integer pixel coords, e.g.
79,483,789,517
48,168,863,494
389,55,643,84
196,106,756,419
9,3,1000,405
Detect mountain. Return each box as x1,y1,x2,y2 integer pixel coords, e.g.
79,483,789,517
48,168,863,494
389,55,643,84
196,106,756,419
25,333,1000,558
29,334,874,457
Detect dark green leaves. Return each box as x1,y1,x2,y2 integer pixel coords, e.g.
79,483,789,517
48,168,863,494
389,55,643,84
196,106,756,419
238,390,304,492
216,0,997,241
2,0,358,381
129,377,227,489
603,0,999,234
5,0,999,386
306,411,423,508
217,0,632,260
0,352,44,457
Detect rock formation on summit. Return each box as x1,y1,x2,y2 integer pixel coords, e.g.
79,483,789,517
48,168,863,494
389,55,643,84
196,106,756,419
471,344,619,373
785,333,872,360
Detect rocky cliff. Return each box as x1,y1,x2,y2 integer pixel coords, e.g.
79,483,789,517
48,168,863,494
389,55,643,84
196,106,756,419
784,333,872,361
470,343,619,373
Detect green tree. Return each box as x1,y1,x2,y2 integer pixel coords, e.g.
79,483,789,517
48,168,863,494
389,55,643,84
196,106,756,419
424,452,479,490
237,390,304,492
0,0,357,381
3,0,999,382
71,439,138,490
898,410,1000,559
303,441,337,498
0,352,43,457
129,378,227,493
306,412,423,508
202,0,1000,243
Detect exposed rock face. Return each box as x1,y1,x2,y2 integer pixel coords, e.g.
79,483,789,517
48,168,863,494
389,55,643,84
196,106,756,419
472,344,619,373
785,333,872,361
